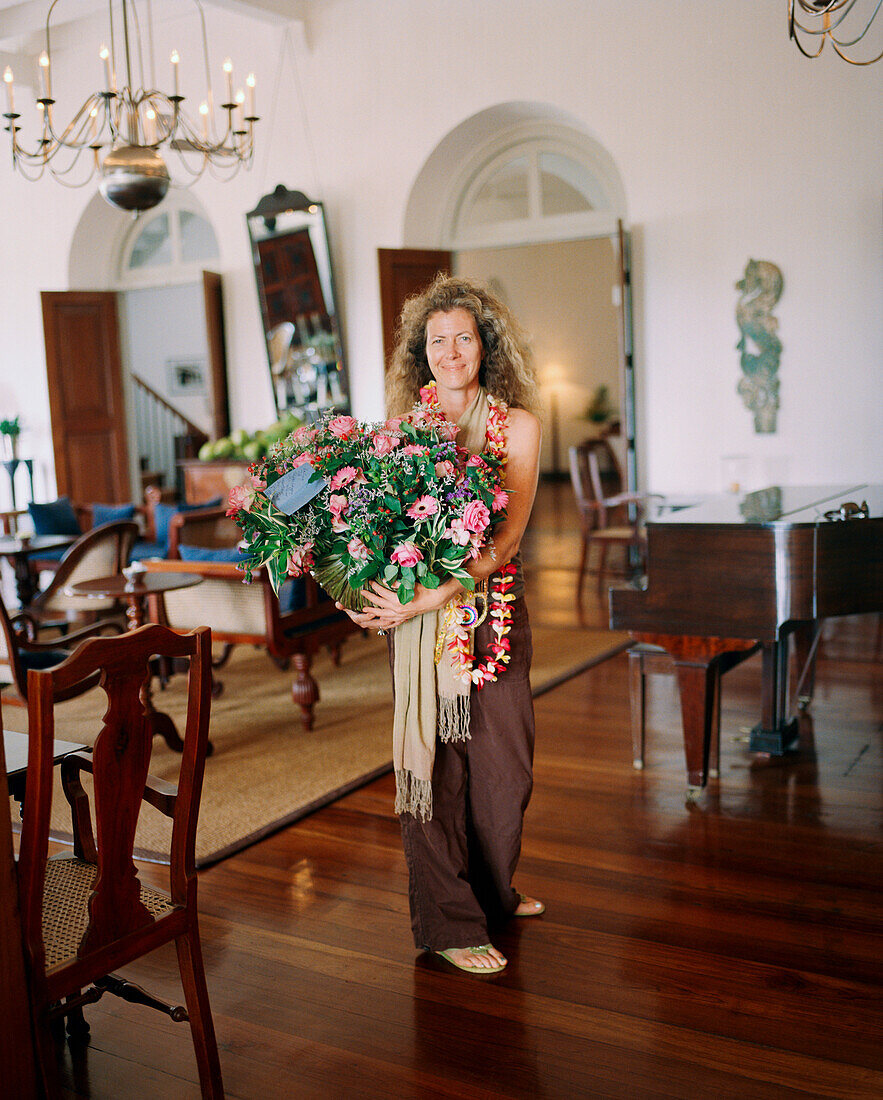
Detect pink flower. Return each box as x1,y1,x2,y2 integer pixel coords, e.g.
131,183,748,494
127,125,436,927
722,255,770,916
384,416,404,432
331,515,350,533
434,460,456,478
329,493,348,518
401,444,429,457
466,454,488,469
328,415,358,440
347,536,370,562
391,542,423,568
406,495,440,521
462,500,491,533
419,385,436,404
287,543,315,576
440,421,460,442
371,433,399,457
445,518,471,546
291,425,317,447
226,484,255,515
492,487,509,512
328,466,360,490
250,474,267,489
290,452,313,469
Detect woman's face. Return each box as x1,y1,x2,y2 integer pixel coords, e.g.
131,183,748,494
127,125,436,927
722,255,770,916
424,308,483,399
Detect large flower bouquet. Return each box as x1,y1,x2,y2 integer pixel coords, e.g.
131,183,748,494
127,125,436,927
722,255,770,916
227,388,509,612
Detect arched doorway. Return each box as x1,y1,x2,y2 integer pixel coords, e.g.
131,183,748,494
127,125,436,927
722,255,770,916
400,103,635,490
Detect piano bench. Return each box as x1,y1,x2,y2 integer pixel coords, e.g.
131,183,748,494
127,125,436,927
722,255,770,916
628,644,722,778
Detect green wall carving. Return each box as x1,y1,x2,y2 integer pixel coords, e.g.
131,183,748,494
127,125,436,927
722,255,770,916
735,258,783,433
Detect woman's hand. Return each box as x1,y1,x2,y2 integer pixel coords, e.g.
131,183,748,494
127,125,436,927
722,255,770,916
336,578,461,631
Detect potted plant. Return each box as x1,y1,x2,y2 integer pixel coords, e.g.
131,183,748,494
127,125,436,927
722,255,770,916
581,385,617,430
0,416,21,460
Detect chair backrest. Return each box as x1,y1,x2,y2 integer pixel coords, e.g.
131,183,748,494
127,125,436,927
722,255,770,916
568,439,624,526
33,519,139,614
17,624,211,974
0,589,26,695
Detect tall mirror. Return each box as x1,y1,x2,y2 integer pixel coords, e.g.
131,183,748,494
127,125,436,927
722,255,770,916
246,185,350,420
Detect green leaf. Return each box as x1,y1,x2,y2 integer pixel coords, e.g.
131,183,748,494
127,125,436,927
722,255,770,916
422,573,440,590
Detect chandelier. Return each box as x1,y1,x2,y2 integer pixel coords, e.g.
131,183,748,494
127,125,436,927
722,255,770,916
789,0,883,64
2,0,259,213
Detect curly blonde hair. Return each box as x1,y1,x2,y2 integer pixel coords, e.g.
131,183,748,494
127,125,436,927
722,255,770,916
385,273,541,417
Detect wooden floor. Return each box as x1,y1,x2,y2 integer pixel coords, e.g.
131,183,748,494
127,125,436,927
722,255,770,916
50,482,882,1098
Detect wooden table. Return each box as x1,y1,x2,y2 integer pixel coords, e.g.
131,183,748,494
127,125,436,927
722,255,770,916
66,572,205,754
5,729,86,807
0,533,76,607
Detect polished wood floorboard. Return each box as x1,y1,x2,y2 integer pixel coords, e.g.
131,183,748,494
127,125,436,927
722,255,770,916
46,483,881,1099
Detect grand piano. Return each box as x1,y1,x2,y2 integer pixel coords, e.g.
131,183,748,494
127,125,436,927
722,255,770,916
610,484,882,793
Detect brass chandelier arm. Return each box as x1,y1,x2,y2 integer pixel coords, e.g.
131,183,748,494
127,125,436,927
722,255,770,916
788,0,883,63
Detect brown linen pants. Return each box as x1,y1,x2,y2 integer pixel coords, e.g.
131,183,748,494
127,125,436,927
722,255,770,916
395,596,535,951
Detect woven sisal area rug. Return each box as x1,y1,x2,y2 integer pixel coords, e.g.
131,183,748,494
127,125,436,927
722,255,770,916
7,625,629,867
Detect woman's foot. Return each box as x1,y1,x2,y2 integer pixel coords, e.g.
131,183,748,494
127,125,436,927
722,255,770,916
514,893,545,917
436,944,508,974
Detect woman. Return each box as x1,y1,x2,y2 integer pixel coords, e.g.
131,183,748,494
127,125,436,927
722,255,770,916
340,274,543,975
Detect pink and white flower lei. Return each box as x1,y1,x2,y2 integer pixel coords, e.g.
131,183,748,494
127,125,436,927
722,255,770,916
417,381,514,689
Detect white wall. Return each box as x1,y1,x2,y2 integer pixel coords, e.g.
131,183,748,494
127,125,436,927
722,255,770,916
1,0,880,510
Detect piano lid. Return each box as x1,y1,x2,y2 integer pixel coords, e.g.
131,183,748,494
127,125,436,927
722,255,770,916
651,484,882,528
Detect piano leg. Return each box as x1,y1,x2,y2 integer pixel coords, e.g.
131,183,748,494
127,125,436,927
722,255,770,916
749,640,800,755
674,660,718,796
792,620,820,711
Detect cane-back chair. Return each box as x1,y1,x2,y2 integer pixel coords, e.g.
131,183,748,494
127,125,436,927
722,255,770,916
16,623,223,1098
27,519,139,626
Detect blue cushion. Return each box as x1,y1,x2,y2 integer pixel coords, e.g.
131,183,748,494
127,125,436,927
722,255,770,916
278,578,306,613
153,498,222,552
179,544,246,563
91,502,136,527
28,497,81,536
132,540,165,560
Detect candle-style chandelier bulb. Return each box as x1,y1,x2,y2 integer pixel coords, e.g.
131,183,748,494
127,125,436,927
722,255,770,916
1,0,260,213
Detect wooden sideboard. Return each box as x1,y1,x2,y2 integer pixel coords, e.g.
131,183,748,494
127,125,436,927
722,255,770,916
178,459,252,505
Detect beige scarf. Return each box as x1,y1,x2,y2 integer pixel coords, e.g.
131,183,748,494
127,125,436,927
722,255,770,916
393,387,491,820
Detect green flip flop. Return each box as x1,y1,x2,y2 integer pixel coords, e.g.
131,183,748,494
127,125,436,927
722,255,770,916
435,945,507,975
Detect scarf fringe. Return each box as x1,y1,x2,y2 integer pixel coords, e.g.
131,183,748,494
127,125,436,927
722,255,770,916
394,769,433,822
437,693,471,743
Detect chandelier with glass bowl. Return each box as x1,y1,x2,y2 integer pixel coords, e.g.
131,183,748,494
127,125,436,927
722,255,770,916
789,0,883,64
2,0,259,213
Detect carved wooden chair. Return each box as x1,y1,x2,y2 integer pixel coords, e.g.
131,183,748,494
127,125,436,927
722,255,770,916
16,623,223,1098
142,558,360,729
568,440,660,596
27,519,139,628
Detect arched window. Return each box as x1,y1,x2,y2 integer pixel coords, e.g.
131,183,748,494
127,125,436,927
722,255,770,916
449,133,624,250
119,198,220,287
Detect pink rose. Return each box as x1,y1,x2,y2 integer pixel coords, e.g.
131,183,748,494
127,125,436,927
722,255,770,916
347,536,370,562
226,484,255,516
462,500,491,533
406,495,440,521
371,433,399,457
290,452,313,469
250,474,267,489
291,425,317,447
287,543,314,576
328,465,360,490
434,460,456,478
391,542,423,568
492,487,509,512
401,444,428,457
328,415,358,440
466,454,488,469
384,417,404,432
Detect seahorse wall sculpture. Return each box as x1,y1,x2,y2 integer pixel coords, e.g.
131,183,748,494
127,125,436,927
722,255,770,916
735,258,784,433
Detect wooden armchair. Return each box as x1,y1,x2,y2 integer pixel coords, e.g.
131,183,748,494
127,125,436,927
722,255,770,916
142,558,360,729
17,624,223,1098
0,589,122,709
568,439,661,596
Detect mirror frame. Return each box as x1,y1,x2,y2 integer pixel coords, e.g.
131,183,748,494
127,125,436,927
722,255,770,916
246,185,350,420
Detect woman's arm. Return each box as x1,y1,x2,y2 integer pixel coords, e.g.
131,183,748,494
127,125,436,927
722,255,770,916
342,408,541,631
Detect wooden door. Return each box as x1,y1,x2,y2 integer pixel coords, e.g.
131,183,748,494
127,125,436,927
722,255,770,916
41,291,130,504
202,271,230,440
377,247,452,367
